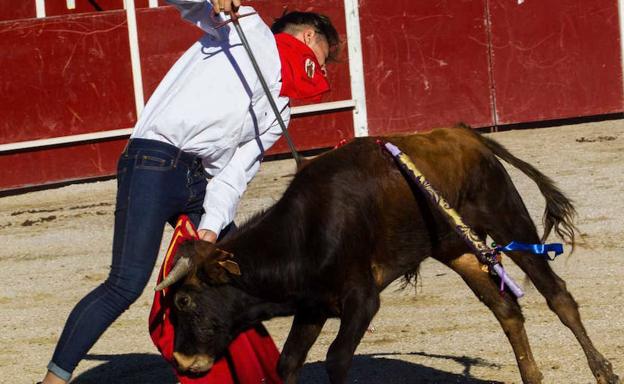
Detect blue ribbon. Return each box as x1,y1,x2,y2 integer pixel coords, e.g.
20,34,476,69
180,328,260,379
495,241,564,260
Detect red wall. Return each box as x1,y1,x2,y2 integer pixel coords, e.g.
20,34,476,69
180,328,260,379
1,0,622,191
360,0,495,135
0,140,128,190
488,0,623,124
359,0,623,134
0,12,136,144
0,0,166,21
0,2,35,21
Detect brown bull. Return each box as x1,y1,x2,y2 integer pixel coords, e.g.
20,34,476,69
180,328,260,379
156,127,620,384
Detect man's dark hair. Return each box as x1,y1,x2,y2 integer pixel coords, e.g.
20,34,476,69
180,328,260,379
271,11,340,62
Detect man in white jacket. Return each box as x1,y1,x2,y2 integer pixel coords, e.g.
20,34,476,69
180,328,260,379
39,2,338,383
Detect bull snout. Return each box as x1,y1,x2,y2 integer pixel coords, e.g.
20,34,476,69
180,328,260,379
173,351,214,373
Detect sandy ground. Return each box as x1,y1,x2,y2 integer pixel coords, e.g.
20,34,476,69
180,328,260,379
1,120,623,384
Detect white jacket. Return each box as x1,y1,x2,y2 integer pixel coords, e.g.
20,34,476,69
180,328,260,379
132,1,290,235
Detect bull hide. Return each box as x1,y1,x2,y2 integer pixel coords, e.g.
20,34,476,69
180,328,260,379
158,127,620,384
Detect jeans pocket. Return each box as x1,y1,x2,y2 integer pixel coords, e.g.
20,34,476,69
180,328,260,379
135,153,174,171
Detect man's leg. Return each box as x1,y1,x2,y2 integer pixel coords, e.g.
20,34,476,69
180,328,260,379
44,144,192,382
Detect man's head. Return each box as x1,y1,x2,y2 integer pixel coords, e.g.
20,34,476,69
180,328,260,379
271,11,339,73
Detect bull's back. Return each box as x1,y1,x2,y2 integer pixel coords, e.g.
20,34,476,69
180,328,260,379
293,127,490,289
385,128,487,200
317,127,488,206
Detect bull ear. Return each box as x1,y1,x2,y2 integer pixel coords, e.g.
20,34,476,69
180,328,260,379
214,248,241,276
217,259,241,276
197,247,241,283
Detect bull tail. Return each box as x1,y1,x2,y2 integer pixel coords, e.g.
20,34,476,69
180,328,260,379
466,126,578,248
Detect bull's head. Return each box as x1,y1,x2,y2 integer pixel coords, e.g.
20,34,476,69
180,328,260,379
155,240,242,374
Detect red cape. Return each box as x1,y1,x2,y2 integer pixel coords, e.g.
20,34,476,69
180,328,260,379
148,215,283,384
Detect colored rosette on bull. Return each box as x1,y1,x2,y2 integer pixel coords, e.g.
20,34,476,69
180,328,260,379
148,215,283,384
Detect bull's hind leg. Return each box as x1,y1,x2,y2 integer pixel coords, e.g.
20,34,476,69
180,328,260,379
443,253,544,383
278,309,327,384
501,250,619,384
325,282,380,384
487,214,620,383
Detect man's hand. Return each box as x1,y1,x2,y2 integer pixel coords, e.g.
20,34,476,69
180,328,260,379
210,0,240,14
198,229,218,243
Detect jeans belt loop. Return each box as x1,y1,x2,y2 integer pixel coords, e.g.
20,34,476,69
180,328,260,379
173,148,182,168
122,139,131,158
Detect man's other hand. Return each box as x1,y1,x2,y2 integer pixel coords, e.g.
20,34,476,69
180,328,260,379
210,0,241,14
198,229,218,243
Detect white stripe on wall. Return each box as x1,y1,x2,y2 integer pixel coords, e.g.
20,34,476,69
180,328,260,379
124,0,146,118
0,129,134,152
35,0,46,18
0,100,356,152
343,0,369,137
149,0,159,8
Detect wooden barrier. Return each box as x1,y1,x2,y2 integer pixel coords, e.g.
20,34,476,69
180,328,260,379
0,0,622,190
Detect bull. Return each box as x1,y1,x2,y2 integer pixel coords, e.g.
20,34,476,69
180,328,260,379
156,127,620,384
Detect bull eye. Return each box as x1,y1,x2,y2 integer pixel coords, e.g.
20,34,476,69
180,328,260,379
175,292,193,311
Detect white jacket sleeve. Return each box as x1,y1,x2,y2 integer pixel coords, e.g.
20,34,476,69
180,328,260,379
198,108,291,235
166,0,219,35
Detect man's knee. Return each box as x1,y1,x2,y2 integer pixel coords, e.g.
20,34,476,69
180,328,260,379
103,275,149,308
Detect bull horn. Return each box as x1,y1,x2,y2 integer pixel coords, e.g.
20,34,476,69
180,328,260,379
154,256,191,291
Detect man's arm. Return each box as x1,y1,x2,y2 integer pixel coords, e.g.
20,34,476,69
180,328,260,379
198,110,290,242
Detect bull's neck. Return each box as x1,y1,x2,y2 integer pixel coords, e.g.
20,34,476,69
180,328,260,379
229,294,295,336
219,205,304,302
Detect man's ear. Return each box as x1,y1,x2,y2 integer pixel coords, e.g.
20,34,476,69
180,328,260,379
302,28,315,45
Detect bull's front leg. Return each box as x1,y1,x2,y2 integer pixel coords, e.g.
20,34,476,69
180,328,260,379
278,309,327,384
325,284,380,384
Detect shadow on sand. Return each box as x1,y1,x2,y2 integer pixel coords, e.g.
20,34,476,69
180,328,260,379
71,353,178,384
71,351,504,383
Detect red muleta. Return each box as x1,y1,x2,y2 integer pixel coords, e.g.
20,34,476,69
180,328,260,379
149,215,283,384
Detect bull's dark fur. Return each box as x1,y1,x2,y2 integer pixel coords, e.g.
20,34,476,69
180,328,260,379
171,127,619,384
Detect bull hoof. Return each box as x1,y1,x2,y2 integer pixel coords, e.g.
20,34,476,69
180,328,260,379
596,373,620,384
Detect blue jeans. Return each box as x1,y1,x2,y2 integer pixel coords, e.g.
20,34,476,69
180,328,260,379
48,138,214,381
